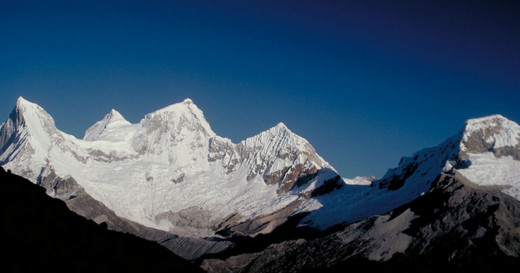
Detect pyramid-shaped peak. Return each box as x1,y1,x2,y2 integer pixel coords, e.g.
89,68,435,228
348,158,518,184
15,96,39,110
276,122,288,129
106,109,126,122
1,96,58,150
16,96,28,105
267,122,290,132
12,96,52,122
258,122,293,138
83,109,130,141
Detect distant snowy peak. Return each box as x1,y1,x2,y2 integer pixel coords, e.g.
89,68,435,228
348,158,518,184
377,114,520,201
461,114,520,160
84,109,130,141
232,121,335,193
243,121,332,169
343,176,376,185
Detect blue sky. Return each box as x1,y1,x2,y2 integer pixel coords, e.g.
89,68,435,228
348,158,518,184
1,0,519,178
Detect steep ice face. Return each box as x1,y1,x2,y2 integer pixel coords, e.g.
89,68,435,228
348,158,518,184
0,97,340,234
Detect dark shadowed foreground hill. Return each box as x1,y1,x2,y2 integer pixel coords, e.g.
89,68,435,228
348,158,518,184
0,166,203,273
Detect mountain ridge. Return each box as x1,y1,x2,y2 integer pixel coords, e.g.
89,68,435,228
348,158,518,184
2,96,520,271
0,97,341,237
2,97,519,236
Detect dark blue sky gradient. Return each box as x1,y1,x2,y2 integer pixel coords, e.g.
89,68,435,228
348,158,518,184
1,0,519,178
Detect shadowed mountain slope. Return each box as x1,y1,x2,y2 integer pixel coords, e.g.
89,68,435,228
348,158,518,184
0,166,203,273
201,171,520,272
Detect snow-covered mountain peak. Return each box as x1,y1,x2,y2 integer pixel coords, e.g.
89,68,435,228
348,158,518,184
146,98,201,117
1,97,345,235
14,96,52,122
141,99,215,137
16,96,31,108
275,122,288,130
107,109,126,121
10,96,58,138
461,114,520,153
256,122,292,138
464,114,508,127
0,98,85,182
84,109,131,141
373,113,520,211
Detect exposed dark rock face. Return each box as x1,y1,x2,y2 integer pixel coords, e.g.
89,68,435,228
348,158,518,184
309,175,343,197
202,172,520,272
38,168,84,200
0,166,203,273
396,172,520,265
161,236,233,261
378,162,418,191
206,124,333,195
276,164,318,194
216,200,307,237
